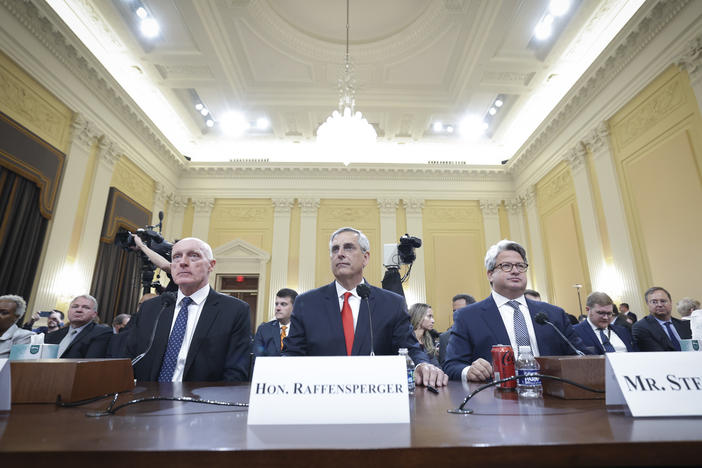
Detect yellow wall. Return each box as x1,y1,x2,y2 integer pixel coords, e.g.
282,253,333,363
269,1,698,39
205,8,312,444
287,201,301,291
610,65,702,306
537,162,590,317
110,156,155,211
422,200,487,330
182,199,194,239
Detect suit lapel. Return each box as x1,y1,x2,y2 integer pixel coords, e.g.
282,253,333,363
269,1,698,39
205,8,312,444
65,322,94,354
647,316,674,350
481,296,510,344
274,322,282,352
149,304,176,379
673,318,691,340
184,290,221,378
587,325,605,354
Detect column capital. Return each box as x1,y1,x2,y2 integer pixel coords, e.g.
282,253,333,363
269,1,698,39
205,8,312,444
97,137,121,169
403,198,425,213
272,197,295,215
564,142,587,174
520,185,537,208
70,113,100,151
192,198,215,214
676,34,702,79
377,197,400,214
168,195,188,212
299,198,320,215
479,199,500,217
154,181,169,204
583,121,611,155
506,197,523,215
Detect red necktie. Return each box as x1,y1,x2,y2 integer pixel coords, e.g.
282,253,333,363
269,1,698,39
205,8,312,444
341,292,354,355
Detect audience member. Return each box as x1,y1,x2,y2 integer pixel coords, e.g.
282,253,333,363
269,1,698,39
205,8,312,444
284,227,447,387
44,294,112,358
438,293,476,365
573,292,636,354
0,295,34,358
24,309,64,334
112,314,131,334
126,237,251,381
443,239,589,382
254,288,298,357
524,289,541,301
409,303,439,366
676,297,700,321
620,302,637,324
632,287,691,351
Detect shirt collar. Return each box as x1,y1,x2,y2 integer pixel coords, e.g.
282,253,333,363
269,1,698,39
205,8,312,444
0,323,19,341
335,280,364,298
587,317,606,331
178,284,210,306
491,290,526,308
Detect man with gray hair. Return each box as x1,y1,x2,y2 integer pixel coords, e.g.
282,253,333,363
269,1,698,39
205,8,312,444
44,294,112,358
285,227,448,387
443,239,589,382
676,297,700,321
0,294,34,358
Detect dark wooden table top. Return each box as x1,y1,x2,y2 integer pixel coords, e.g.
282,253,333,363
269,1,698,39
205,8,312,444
1,381,700,467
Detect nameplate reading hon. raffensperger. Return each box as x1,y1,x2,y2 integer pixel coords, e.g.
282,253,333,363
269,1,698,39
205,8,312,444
248,356,409,425
605,352,702,417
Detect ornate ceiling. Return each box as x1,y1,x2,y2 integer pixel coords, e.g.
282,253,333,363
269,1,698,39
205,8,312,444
47,0,644,165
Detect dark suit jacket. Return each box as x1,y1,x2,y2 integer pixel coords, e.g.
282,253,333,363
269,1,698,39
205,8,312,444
632,315,691,351
573,320,637,354
284,281,428,365
126,289,252,381
44,322,112,358
438,329,451,365
253,319,283,357
442,295,590,380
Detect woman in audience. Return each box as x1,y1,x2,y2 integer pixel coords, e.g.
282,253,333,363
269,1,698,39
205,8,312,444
409,303,439,365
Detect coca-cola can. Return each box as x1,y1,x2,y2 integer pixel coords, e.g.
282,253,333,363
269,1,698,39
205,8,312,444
491,345,516,389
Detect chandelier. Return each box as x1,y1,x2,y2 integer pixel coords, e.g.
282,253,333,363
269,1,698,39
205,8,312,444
316,0,377,162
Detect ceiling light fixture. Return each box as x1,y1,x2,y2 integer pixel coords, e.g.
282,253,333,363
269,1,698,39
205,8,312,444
549,0,571,17
140,17,160,38
316,0,377,163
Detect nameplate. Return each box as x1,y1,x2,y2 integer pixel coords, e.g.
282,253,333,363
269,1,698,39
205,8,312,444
605,352,702,417
0,359,9,410
248,356,409,425
9,344,58,360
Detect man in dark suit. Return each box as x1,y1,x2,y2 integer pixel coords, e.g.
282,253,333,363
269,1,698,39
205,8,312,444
126,237,251,381
284,227,447,387
573,291,637,354
438,294,475,365
632,286,691,351
254,288,297,357
443,239,589,382
44,295,112,358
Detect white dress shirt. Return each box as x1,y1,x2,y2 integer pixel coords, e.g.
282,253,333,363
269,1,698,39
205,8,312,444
587,318,628,352
168,284,210,382
335,281,362,329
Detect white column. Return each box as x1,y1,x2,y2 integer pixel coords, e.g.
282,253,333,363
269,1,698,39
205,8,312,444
506,197,528,247
584,122,645,314
521,186,548,296
269,198,294,318
677,34,702,116
164,194,186,241
298,198,320,293
151,181,168,231
377,198,399,268
403,198,426,304
32,114,99,310
565,143,606,291
73,137,120,296
191,198,215,242
479,199,501,248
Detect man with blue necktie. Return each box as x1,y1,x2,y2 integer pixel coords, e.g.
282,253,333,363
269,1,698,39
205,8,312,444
127,237,251,381
632,287,691,351
573,291,637,354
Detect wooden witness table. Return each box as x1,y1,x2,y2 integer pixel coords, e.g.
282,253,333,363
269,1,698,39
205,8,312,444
1,381,700,467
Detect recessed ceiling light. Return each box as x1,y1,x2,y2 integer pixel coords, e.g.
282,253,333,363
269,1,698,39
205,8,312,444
206,119,214,128
135,7,147,19
534,16,553,40
256,117,270,130
220,111,248,137
140,18,160,38
549,0,571,17
195,103,204,111
494,99,504,108
432,121,443,132
488,107,497,116
446,126,454,133
459,115,486,139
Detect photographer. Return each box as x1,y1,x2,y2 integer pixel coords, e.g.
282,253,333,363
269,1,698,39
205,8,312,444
23,309,64,334
133,234,171,273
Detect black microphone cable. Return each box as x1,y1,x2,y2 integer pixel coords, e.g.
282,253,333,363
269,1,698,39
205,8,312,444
356,283,374,356
131,292,176,366
534,312,585,356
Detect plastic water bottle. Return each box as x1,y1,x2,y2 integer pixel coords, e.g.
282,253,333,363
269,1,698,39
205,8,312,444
516,346,542,398
399,348,415,394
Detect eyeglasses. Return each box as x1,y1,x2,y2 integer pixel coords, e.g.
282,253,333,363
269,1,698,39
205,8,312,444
594,310,613,317
493,262,528,273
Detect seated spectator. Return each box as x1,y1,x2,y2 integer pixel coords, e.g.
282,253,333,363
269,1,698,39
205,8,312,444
112,314,131,334
0,295,34,358
409,303,439,366
676,297,700,321
23,309,64,333
44,294,112,358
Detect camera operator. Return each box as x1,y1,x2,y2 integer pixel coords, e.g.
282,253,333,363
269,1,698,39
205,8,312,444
133,235,171,273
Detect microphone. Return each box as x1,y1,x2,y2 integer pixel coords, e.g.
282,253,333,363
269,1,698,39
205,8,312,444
356,283,374,356
131,292,176,366
534,312,585,356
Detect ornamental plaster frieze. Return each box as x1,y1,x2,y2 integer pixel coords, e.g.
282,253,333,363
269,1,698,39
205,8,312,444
676,33,702,77
507,0,690,176
1,0,185,171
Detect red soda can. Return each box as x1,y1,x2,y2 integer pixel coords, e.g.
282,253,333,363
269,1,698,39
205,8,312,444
491,345,516,389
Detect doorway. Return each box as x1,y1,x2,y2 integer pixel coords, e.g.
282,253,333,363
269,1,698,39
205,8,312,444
217,274,258,334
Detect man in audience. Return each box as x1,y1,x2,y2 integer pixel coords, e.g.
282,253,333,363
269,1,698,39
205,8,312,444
127,237,251,381
23,309,64,333
524,289,541,301
44,295,112,358
633,287,691,351
676,297,700,321
438,293,476,365
0,295,34,358
574,292,636,354
620,302,637,324
443,239,589,382
284,227,447,387
112,314,131,334
254,288,298,357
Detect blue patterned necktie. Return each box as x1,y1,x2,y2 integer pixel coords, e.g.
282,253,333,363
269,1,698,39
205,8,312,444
663,322,681,351
508,300,532,348
598,328,616,353
158,296,193,382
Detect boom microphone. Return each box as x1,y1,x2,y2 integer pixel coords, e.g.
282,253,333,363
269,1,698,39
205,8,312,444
131,292,176,366
356,283,374,356
534,312,585,356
